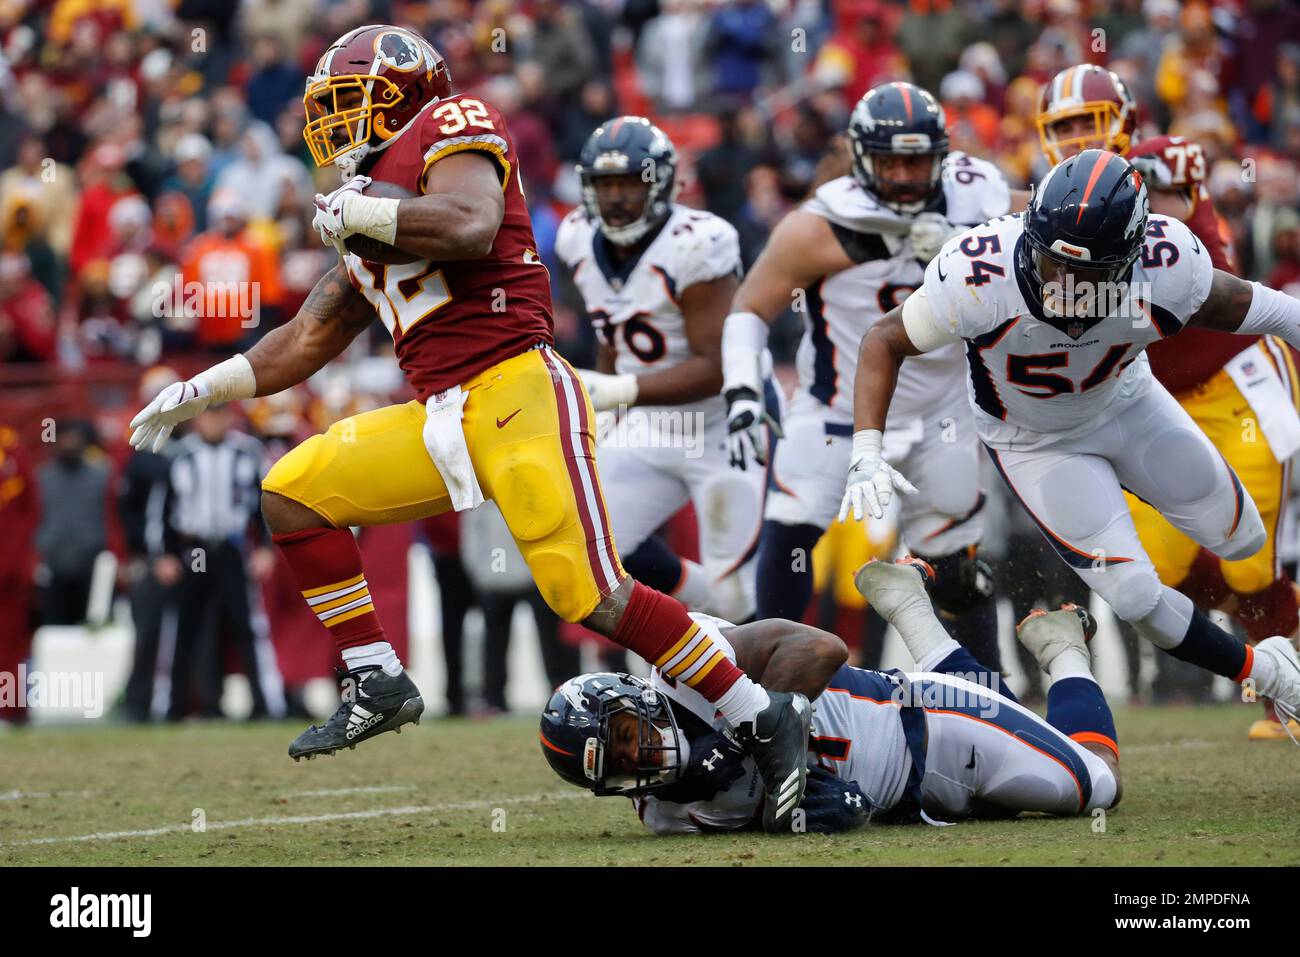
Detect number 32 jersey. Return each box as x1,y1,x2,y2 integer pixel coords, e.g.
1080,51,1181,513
554,205,742,425
920,211,1215,449
341,94,554,401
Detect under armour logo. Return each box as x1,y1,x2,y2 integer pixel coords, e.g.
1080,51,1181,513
702,749,725,772
844,792,863,808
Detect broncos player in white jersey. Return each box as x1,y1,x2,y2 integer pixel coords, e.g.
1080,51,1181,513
721,82,1009,669
556,117,769,622
539,557,1122,833
843,148,1300,732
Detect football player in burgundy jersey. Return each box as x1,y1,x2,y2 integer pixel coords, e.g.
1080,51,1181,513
128,25,812,827
1036,64,1300,739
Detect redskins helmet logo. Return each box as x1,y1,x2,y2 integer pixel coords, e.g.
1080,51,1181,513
375,31,423,72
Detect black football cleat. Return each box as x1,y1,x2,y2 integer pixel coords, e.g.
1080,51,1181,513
288,667,424,761
736,691,813,834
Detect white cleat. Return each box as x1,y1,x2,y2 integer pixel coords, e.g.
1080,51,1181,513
1016,604,1096,673
1251,637,1300,745
852,557,934,624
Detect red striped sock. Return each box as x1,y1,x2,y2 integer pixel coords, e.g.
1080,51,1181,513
273,528,385,654
613,582,757,715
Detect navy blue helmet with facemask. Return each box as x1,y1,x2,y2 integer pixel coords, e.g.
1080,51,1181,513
846,82,949,214
1019,148,1149,324
539,672,685,796
576,116,678,246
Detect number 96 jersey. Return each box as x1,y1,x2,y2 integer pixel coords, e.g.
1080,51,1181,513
555,205,742,424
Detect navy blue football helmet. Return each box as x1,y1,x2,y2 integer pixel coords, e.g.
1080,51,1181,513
847,82,949,214
577,116,678,246
1020,148,1149,319
540,672,685,796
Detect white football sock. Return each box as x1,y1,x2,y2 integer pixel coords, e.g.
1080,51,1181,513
1047,647,1094,684
916,638,962,673
891,601,954,666
342,640,403,677
714,676,771,729
1248,646,1277,693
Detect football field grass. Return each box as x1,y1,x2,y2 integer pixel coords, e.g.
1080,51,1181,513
2,704,1297,866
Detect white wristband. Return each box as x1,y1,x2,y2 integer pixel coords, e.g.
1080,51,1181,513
195,354,257,403
343,193,400,245
604,373,640,407
851,428,883,461
721,310,770,394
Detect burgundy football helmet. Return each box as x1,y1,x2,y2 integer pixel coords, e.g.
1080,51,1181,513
303,24,452,176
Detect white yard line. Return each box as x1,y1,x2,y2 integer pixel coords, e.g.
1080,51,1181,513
282,785,417,798
0,789,95,801
0,791,586,848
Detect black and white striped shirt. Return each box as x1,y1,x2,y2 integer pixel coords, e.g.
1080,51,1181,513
147,431,267,552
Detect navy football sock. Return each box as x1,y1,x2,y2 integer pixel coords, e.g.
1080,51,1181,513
1166,607,1251,681
1046,676,1119,756
754,520,823,621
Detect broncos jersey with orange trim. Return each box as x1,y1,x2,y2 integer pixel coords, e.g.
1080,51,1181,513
920,211,1215,449
555,203,741,429
341,93,553,400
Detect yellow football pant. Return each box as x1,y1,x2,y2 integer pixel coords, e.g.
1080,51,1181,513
262,346,625,622
1128,348,1298,594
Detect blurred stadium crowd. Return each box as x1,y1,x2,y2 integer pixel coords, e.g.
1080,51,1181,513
3,0,1300,724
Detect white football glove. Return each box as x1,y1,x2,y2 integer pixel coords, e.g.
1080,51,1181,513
725,386,782,470
578,369,639,412
312,174,372,256
909,211,958,263
837,429,918,522
1129,154,1175,191
129,378,214,452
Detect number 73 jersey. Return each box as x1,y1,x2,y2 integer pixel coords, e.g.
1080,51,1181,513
920,211,1215,449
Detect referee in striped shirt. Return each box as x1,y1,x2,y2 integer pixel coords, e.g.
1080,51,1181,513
148,404,284,720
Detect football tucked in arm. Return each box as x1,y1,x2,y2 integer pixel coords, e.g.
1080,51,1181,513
345,180,420,264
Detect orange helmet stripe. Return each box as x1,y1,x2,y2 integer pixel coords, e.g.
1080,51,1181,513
539,730,575,757
1077,151,1118,224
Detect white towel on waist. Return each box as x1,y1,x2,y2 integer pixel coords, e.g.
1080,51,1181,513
422,387,484,512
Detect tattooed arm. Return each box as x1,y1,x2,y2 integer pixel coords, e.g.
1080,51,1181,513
128,263,376,452
243,263,376,396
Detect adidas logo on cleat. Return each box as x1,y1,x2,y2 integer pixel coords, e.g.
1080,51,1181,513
345,707,385,740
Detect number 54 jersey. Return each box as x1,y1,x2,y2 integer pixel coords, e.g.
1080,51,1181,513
921,211,1215,451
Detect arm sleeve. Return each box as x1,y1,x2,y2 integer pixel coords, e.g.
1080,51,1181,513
901,287,961,352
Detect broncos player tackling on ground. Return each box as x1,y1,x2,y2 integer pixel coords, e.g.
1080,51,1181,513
540,557,1122,833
